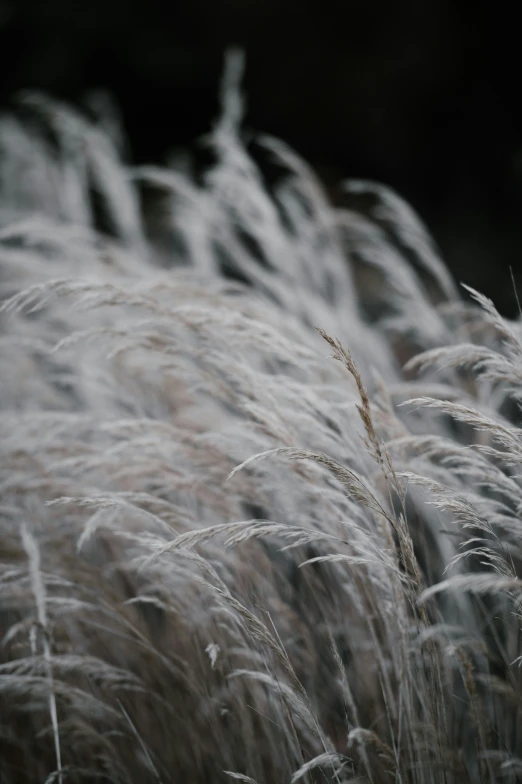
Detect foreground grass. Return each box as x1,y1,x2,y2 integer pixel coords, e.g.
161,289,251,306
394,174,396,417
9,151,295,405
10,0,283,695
1,54,521,783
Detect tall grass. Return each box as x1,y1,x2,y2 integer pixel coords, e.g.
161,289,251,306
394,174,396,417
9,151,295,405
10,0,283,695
1,51,521,783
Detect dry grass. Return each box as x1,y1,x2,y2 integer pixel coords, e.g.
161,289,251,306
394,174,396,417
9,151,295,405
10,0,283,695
1,51,521,783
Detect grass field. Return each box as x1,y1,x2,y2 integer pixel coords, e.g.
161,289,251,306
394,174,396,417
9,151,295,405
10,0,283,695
1,53,521,783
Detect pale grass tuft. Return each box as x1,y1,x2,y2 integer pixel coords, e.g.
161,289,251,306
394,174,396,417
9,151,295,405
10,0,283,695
2,49,522,784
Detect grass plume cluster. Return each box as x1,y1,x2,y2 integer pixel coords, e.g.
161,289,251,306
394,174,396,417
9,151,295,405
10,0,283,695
1,52,522,783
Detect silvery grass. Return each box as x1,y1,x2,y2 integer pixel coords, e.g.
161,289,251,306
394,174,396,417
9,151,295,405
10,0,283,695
0,50,521,783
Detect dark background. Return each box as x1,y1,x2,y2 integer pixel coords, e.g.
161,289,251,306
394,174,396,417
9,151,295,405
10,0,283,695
1,0,521,314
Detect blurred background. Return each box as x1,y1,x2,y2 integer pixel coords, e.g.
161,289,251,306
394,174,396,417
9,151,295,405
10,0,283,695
0,0,521,315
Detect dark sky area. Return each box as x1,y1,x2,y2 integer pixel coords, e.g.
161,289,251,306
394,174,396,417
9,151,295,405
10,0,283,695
0,0,521,314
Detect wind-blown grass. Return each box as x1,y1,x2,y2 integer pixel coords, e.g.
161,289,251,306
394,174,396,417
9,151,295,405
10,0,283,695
1,51,522,783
